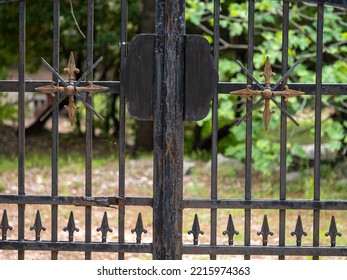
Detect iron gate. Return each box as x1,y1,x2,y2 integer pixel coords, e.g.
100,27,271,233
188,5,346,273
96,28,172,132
1,0,347,260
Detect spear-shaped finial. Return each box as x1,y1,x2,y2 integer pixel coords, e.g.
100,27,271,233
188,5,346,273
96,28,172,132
325,216,342,247
257,215,274,246
260,56,276,88
96,212,113,242
30,210,46,241
131,213,148,244
63,211,80,242
64,51,80,82
291,215,307,246
0,210,13,240
188,214,204,245
222,214,239,245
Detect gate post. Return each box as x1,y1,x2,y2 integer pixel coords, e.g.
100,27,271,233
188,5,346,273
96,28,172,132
153,0,185,259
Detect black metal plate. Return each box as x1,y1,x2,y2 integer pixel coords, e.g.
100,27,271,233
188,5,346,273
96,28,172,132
120,34,155,121
185,35,218,121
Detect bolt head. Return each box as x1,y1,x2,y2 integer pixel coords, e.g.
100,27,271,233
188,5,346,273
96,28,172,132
262,88,273,99
64,85,75,96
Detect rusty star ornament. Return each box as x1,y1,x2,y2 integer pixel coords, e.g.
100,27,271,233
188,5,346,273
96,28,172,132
229,56,304,131
35,51,108,126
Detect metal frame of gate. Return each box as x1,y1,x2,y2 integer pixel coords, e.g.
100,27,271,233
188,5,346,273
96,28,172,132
1,0,347,260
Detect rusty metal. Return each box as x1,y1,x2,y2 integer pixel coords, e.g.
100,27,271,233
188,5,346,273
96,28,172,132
35,52,108,126
30,210,46,241
63,211,79,242
0,210,13,240
131,213,147,244
96,212,113,242
230,56,304,131
325,216,342,247
1,0,347,261
222,214,239,245
291,215,307,246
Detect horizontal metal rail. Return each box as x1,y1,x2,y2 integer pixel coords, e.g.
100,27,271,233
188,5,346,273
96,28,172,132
183,245,347,256
0,241,152,253
3,196,346,210
0,80,120,93
1,80,347,95
0,195,153,207
183,199,347,210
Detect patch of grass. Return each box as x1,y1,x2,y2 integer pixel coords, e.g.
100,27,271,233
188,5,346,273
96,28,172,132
0,157,17,174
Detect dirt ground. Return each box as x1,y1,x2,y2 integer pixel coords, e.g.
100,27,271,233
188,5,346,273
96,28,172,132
0,124,345,260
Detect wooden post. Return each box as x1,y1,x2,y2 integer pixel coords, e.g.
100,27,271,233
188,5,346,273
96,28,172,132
153,0,185,260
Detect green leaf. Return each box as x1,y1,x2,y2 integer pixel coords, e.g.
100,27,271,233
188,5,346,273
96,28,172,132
291,144,307,159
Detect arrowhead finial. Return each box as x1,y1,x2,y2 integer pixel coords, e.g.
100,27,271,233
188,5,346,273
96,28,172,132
131,213,148,244
257,215,274,246
63,211,80,242
96,212,113,242
30,210,46,241
64,51,80,82
188,214,204,245
291,215,307,246
260,56,276,88
325,216,341,247
222,214,239,245
0,210,13,240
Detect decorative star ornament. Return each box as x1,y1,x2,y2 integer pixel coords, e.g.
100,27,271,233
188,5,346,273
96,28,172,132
229,56,304,131
35,51,109,126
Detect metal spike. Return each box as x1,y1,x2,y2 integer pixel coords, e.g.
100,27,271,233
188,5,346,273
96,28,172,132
188,214,204,245
131,213,148,244
325,216,342,247
259,56,276,88
64,51,80,82
96,212,113,242
30,210,46,241
35,83,60,95
63,211,80,242
222,214,239,245
0,210,13,240
291,215,307,246
257,215,274,246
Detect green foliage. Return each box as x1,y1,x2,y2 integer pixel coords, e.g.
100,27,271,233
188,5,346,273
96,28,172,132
185,0,347,175
0,0,347,176
0,93,17,124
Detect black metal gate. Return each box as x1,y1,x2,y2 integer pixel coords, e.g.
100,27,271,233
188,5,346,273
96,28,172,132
1,0,347,260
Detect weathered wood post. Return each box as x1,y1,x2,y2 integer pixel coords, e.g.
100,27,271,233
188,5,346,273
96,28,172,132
153,0,185,259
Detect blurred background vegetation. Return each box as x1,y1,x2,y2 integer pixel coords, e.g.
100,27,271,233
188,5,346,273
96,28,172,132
0,0,347,178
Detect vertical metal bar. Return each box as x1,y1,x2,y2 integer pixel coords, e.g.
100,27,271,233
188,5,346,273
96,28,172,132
51,0,60,260
313,3,324,260
17,0,26,260
118,0,128,261
279,0,289,261
153,0,185,260
244,0,254,261
85,0,94,260
210,0,220,261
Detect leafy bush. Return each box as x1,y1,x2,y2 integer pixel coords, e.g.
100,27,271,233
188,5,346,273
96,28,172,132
185,0,347,174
